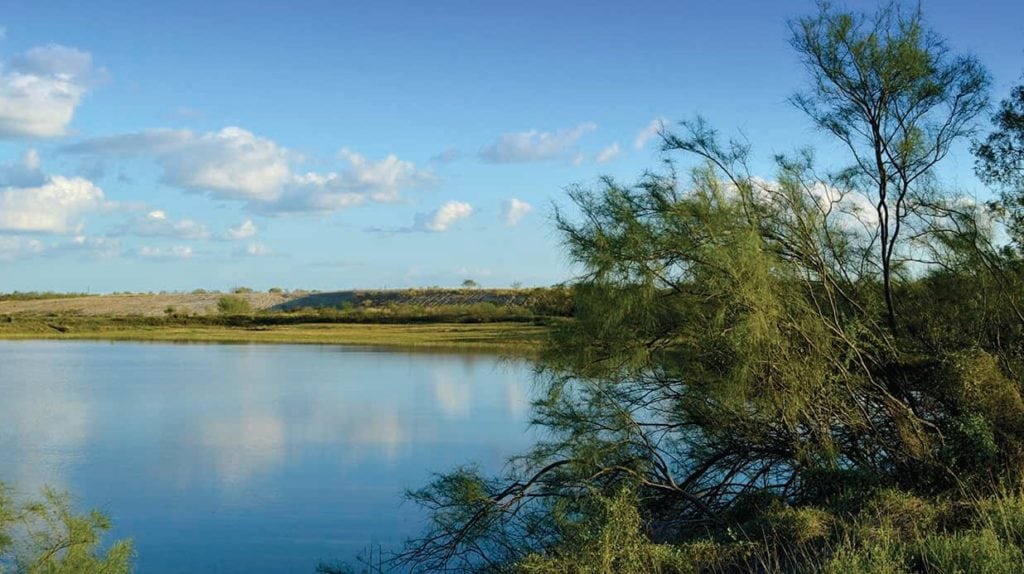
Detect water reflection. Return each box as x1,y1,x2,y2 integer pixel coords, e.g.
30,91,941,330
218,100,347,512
0,341,533,573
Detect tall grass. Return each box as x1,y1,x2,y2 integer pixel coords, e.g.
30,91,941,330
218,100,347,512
508,486,1024,573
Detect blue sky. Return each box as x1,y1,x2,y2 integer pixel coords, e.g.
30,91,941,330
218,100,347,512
0,1,1021,293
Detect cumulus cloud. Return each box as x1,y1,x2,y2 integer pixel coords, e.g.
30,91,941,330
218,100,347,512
277,177,366,212
0,149,45,187
280,148,436,210
501,198,532,227
233,241,270,257
118,210,209,240
0,44,101,137
63,235,121,259
0,234,121,261
135,245,193,260
67,128,435,213
480,122,597,163
414,200,474,232
634,117,667,149
66,127,291,201
0,236,45,261
0,175,108,234
223,219,257,240
595,142,621,164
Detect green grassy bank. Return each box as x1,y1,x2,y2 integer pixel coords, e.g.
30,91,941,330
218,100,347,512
0,314,549,353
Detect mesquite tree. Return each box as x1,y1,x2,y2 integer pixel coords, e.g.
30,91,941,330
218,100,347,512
976,83,1024,245
398,5,1015,572
790,2,989,329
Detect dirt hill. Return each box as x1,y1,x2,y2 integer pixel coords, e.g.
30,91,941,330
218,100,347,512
0,289,538,317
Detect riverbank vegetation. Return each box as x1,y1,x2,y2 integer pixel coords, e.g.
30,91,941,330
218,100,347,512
391,3,1024,572
0,316,550,353
0,484,133,573
0,288,573,352
5,1,1024,572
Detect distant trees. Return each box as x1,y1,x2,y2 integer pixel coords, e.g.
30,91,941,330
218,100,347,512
461,279,479,289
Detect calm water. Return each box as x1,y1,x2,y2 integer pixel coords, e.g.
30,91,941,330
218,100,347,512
0,340,535,573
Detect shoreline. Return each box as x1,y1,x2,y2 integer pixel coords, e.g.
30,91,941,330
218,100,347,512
0,318,547,354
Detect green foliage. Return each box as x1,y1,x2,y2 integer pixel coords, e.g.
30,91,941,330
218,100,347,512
0,293,93,302
976,84,1024,245
789,1,989,327
914,529,1024,573
514,488,707,574
392,3,1024,572
216,295,252,315
0,485,134,573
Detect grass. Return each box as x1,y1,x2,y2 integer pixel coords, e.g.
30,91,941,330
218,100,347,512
0,314,548,353
0,288,570,352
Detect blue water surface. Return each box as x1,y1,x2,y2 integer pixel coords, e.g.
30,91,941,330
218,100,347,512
0,340,535,573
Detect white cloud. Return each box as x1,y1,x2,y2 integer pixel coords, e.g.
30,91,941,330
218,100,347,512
0,44,99,137
120,209,210,240
634,117,667,150
66,127,291,201
63,235,121,259
595,142,621,164
68,129,435,213
136,245,193,260
415,200,473,232
274,150,438,214
0,234,121,261
501,198,532,227
0,149,45,187
287,148,435,207
224,219,257,240
278,173,366,212
0,236,45,261
0,175,107,234
236,242,269,257
480,122,597,163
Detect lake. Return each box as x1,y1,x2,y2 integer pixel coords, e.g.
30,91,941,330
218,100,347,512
0,340,535,572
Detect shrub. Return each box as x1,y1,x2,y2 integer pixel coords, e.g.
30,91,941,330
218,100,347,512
217,295,251,315
0,484,134,572
515,488,699,574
